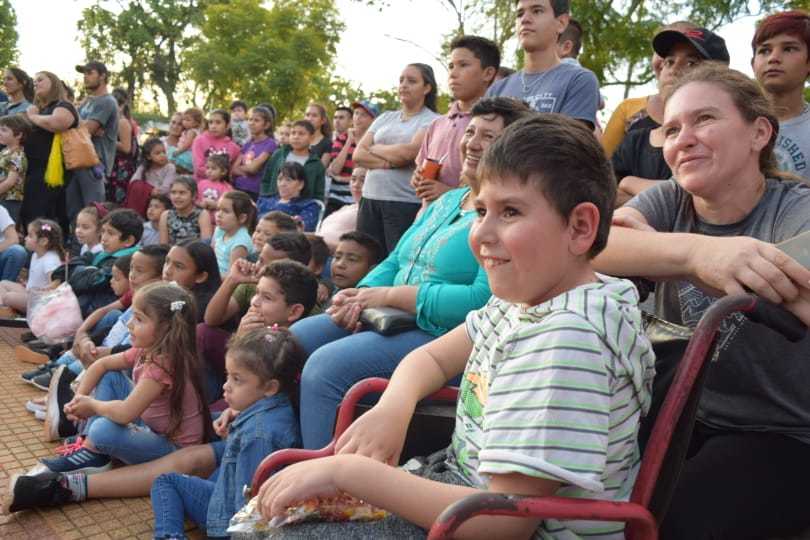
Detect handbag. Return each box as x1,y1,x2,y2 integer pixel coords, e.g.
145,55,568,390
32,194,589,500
61,125,100,170
360,306,417,335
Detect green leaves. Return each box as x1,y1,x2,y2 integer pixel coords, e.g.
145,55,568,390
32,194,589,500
0,0,20,69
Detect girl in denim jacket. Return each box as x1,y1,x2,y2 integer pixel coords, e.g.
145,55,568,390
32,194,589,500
150,326,304,539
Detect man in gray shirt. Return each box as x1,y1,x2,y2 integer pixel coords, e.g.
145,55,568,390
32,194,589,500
71,61,118,221
486,0,600,127
752,11,810,181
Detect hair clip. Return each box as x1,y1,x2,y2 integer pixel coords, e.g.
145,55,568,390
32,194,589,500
170,300,185,312
40,223,52,232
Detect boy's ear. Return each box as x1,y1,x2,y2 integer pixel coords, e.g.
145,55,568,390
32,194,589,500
567,202,599,257
482,65,497,86
122,234,137,248
286,303,305,324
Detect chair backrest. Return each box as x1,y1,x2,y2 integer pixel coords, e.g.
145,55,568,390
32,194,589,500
627,294,759,533
314,199,326,231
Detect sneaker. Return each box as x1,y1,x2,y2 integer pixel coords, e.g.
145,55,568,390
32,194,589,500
14,345,50,365
20,331,36,343
4,472,73,513
20,362,56,384
30,371,53,391
34,410,45,421
25,398,46,414
40,446,111,475
44,366,78,442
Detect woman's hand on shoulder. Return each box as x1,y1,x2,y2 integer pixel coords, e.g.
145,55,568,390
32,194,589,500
335,402,409,465
689,235,810,325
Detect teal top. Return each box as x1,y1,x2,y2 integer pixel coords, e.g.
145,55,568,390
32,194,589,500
359,187,490,336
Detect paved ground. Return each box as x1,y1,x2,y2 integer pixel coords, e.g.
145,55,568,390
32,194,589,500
0,327,200,539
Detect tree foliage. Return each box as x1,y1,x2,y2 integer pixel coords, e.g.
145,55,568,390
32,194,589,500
184,0,344,117
0,0,19,70
78,0,207,113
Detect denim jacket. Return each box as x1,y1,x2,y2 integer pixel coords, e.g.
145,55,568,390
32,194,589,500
206,394,300,537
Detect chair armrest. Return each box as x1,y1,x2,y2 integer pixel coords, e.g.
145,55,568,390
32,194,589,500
250,446,335,497
427,493,657,540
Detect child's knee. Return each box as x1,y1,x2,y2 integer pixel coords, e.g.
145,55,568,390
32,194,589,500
87,417,125,450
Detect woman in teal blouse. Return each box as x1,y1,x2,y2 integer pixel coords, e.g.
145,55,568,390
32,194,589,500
292,98,532,449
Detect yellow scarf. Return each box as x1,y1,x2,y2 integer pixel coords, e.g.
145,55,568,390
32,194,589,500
44,132,64,188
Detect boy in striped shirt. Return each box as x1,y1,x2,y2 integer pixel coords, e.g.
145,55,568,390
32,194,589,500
253,114,655,540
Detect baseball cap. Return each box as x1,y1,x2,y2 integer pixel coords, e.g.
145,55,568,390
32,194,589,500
351,100,380,118
75,61,109,75
653,28,730,64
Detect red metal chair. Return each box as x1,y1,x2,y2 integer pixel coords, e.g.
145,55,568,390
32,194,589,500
249,294,805,540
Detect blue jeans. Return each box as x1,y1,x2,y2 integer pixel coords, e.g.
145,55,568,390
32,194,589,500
0,244,26,282
86,371,178,464
55,351,84,376
151,473,220,539
292,314,435,449
93,309,122,339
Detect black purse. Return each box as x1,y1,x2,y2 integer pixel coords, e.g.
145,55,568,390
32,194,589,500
360,307,417,335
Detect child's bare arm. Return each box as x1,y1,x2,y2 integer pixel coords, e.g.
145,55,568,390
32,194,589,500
204,271,246,326
259,455,557,539
90,378,164,425
158,210,169,244
335,324,471,463
0,224,18,253
228,246,248,271
199,211,213,240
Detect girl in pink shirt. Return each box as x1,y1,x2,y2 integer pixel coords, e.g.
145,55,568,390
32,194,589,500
191,109,240,182
197,153,234,225
38,282,212,474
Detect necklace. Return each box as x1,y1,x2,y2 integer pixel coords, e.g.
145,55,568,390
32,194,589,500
520,70,544,97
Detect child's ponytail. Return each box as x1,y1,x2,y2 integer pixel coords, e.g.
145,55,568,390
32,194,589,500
135,282,214,442
227,327,306,413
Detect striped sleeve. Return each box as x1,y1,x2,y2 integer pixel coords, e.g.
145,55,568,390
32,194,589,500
478,310,611,492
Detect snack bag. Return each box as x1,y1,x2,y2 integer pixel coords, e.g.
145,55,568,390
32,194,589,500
227,492,388,535
27,283,82,344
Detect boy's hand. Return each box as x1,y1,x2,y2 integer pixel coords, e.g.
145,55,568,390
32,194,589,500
237,307,266,335
257,457,342,521
77,337,97,364
229,258,260,285
213,408,237,438
317,282,330,304
335,403,409,465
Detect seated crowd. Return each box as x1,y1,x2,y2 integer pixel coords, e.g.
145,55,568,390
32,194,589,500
2,2,810,539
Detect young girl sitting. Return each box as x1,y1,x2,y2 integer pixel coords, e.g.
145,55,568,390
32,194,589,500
198,153,235,225
172,107,204,174
125,138,177,218
232,106,278,200
141,194,171,247
159,176,212,245
74,206,103,257
150,327,303,539
39,282,212,474
256,162,321,232
0,219,63,315
191,109,241,183
162,240,222,322
211,191,256,276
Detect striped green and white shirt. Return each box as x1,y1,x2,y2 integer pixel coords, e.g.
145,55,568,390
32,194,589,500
447,275,655,539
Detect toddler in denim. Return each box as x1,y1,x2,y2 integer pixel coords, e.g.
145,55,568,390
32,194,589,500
151,326,304,539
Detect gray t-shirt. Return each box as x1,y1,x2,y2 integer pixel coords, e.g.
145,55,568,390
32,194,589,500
362,108,439,204
628,178,810,443
486,62,600,125
775,104,810,181
78,94,119,175
285,152,308,166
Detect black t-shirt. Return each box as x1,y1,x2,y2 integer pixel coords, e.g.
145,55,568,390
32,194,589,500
26,100,79,165
309,136,332,159
611,116,671,181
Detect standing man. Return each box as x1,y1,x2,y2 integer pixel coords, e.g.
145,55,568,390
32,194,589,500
72,61,118,222
487,0,600,128
752,10,810,181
